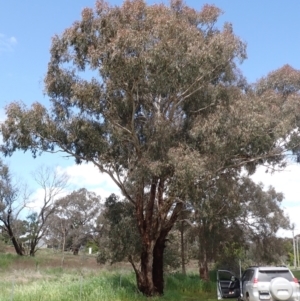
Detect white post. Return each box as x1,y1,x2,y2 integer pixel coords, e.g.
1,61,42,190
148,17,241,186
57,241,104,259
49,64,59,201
89,247,92,255
297,236,299,268
293,228,297,269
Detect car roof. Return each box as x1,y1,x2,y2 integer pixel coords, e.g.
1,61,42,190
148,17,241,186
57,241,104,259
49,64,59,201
254,267,290,272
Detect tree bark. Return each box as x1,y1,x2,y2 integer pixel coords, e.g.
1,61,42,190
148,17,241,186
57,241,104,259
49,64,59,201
153,234,167,294
198,227,209,281
5,222,25,256
29,239,37,256
130,238,166,296
180,220,186,275
199,259,209,281
131,178,183,296
130,243,156,296
11,235,24,256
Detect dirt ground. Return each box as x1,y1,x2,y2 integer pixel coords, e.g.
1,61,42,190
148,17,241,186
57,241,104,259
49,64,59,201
3,245,133,272
2,245,200,277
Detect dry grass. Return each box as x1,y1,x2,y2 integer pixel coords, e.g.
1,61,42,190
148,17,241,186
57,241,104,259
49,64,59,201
0,246,135,287
0,247,217,301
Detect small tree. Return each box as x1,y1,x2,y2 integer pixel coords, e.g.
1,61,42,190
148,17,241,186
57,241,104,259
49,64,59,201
25,166,69,256
0,159,28,255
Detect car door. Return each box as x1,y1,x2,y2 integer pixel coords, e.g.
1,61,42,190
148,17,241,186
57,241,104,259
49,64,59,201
217,270,240,300
240,270,248,299
241,269,254,300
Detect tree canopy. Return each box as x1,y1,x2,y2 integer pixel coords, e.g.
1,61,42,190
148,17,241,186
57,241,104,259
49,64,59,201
1,0,300,296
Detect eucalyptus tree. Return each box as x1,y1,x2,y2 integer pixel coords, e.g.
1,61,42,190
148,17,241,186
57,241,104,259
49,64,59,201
0,159,27,255
236,178,290,264
54,188,102,255
102,193,181,270
190,175,290,278
1,0,300,295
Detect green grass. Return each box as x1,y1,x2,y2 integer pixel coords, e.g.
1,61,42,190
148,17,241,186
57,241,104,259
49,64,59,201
292,269,300,279
0,272,217,301
0,252,218,301
0,253,16,268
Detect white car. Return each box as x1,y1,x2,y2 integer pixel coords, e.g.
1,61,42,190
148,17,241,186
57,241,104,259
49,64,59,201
217,266,300,301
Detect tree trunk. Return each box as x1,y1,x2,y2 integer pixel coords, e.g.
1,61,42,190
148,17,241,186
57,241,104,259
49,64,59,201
180,220,186,275
153,234,167,294
199,259,209,281
29,240,37,257
11,235,24,256
61,227,66,267
131,243,156,296
4,214,25,256
131,179,183,296
73,247,79,255
198,228,209,281
130,238,166,296
7,226,24,256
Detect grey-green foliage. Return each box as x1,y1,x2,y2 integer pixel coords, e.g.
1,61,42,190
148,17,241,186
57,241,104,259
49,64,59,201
2,0,300,295
163,232,181,272
103,193,181,271
190,175,291,271
103,194,141,263
52,188,102,255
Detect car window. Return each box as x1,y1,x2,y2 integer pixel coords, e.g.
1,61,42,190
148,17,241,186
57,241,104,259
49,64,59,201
241,271,247,282
242,269,254,282
218,271,235,281
246,269,254,281
257,270,293,282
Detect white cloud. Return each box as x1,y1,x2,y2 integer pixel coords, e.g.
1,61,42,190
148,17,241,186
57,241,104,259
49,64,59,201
25,187,67,212
9,36,17,44
251,164,300,237
251,164,300,204
59,163,121,199
24,163,121,216
0,33,17,53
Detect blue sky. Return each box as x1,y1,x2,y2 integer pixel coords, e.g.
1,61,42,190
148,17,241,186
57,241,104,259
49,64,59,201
1,0,300,235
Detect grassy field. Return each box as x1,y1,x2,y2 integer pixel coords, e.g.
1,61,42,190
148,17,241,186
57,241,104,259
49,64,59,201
5,248,300,301
0,250,217,301
292,269,300,279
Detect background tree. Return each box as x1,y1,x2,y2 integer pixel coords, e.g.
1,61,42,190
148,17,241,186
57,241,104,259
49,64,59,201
103,193,141,264
45,214,69,252
0,159,29,255
2,0,300,295
25,166,69,256
174,204,194,275
193,176,290,274
54,188,102,255
236,178,290,265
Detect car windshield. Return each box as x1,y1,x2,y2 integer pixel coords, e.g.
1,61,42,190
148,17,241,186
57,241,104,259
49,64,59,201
257,270,293,282
218,271,235,281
